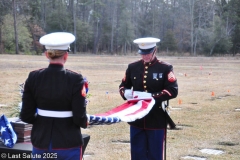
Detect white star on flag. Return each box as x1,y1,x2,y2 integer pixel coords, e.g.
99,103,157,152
0,126,6,133
4,139,10,145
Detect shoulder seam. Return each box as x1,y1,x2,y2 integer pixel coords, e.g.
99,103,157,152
30,68,46,73
66,69,81,75
158,60,171,66
130,59,142,65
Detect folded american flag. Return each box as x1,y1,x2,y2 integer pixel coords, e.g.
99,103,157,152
18,84,155,125
87,90,155,125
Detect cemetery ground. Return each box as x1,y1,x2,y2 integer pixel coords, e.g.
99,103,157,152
0,54,239,160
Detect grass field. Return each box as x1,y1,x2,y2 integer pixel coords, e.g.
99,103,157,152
0,54,240,160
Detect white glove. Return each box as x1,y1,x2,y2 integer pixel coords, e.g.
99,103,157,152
133,91,152,99
161,101,170,115
124,89,133,100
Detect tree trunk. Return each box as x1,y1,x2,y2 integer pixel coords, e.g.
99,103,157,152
0,26,2,54
72,0,76,54
93,0,98,54
189,0,195,56
110,2,115,54
210,39,221,56
29,25,38,55
115,1,120,54
194,33,197,56
171,0,176,31
41,0,46,30
93,19,99,54
160,1,166,39
13,0,19,54
124,41,127,55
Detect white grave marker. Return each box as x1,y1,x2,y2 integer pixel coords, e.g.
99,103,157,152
200,148,224,155
182,156,206,160
171,107,182,110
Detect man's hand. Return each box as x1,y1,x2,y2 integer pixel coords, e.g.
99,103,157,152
124,89,133,99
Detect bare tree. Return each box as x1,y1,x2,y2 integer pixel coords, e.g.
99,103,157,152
189,0,195,55
70,0,77,54
0,0,11,54
12,0,19,54
110,1,116,54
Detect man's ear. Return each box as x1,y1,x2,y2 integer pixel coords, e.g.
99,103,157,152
45,51,49,59
63,52,68,62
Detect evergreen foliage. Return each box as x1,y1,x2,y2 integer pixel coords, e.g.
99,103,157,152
160,30,177,52
2,14,31,54
0,0,239,55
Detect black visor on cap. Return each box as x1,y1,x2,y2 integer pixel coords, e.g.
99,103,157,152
138,47,155,55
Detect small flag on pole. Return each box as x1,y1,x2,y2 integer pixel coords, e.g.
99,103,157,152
211,91,215,96
178,99,182,105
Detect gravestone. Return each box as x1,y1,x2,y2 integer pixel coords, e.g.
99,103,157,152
199,148,224,155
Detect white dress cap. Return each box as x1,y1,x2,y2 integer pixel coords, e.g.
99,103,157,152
40,32,75,50
133,37,160,49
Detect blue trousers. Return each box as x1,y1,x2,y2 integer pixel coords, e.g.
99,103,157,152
32,142,82,160
130,126,165,160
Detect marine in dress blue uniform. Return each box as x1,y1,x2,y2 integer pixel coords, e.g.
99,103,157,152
20,32,88,160
119,37,178,160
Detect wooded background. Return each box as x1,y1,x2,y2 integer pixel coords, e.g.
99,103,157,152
0,0,239,56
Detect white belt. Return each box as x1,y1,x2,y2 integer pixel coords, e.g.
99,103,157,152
37,108,73,118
